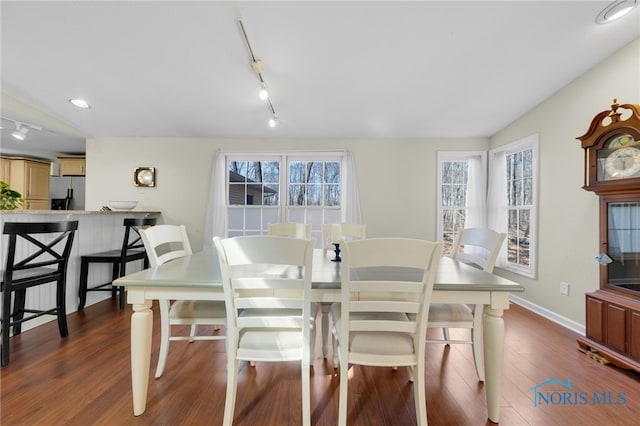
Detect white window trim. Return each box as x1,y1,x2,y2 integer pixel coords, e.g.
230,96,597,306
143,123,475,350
488,133,539,278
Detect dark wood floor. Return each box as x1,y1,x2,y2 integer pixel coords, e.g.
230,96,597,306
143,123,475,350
1,299,639,425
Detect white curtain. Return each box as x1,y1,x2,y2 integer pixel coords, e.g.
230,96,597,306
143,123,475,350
203,150,227,248
465,154,486,229
487,149,508,266
343,150,363,224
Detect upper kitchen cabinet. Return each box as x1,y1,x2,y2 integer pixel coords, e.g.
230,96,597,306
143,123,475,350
58,156,86,176
4,157,51,210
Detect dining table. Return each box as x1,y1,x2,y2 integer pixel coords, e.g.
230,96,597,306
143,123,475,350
115,247,524,422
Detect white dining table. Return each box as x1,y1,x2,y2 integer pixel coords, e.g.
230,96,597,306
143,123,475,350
115,248,523,422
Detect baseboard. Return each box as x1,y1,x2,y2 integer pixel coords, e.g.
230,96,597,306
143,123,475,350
509,294,585,336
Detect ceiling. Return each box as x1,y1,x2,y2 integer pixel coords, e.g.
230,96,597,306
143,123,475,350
1,1,639,160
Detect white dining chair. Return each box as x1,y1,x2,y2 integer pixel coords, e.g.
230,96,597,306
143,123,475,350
320,222,367,358
213,235,314,426
268,222,311,239
140,224,226,378
427,227,506,382
331,237,442,426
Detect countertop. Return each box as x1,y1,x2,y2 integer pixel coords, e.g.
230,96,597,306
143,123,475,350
0,210,161,215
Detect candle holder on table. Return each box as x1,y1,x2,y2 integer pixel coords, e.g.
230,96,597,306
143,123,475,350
332,243,341,262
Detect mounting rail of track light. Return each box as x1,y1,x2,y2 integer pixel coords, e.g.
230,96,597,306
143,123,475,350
1,116,43,141
238,19,278,128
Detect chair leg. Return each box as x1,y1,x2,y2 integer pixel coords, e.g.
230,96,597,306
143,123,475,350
332,333,339,369
442,327,450,344
223,356,240,426
301,362,311,426
321,303,331,358
12,289,26,336
111,262,119,299
78,258,90,309
2,289,12,366
56,278,69,338
413,361,428,425
189,324,198,342
114,262,125,310
155,299,172,378
338,357,349,426
472,304,485,382
472,325,485,382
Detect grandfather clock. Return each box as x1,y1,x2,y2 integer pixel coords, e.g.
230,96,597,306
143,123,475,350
576,99,640,373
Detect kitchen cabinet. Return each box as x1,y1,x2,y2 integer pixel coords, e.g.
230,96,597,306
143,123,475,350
0,157,11,183
59,156,86,176
5,157,51,210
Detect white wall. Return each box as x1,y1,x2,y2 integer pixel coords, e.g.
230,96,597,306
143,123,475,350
86,137,487,250
86,37,639,328
489,38,640,326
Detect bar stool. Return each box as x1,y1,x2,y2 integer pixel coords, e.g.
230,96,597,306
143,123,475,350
1,220,79,366
78,217,156,310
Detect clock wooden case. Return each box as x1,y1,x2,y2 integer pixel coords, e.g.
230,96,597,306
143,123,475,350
576,100,640,373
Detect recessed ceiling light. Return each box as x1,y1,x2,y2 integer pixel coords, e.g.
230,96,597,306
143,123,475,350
69,98,90,109
596,0,638,24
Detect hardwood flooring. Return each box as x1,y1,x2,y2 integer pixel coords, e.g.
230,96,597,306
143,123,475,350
1,300,639,425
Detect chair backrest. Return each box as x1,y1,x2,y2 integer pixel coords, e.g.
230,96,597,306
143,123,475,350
450,227,506,273
268,222,311,239
2,221,78,290
119,217,157,274
213,235,313,361
339,237,442,365
322,223,367,249
140,224,192,267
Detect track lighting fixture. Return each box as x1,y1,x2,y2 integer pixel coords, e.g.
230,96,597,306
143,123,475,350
12,124,28,140
239,19,279,129
259,85,269,101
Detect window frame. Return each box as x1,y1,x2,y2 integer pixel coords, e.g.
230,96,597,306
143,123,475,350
489,134,539,278
224,151,345,246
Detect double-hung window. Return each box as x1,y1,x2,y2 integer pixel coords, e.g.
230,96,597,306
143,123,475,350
225,152,344,246
488,134,539,277
436,151,487,256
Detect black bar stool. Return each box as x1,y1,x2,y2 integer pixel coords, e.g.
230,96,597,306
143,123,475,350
78,217,156,310
1,220,79,366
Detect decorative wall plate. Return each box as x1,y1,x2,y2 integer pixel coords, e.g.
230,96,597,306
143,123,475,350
134,167,156,187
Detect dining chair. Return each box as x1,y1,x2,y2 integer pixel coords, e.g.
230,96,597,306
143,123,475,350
267,222,317,363
1,220,78,366
268,222,311,239
427,227,506,382
140,224,226,378
78,217,157,310
331,237,442,425
320,222,367,357
213,235,314,426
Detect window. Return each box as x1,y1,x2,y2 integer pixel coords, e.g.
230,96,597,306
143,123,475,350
488,134,539,278
225,153,344,246
437,152,487,256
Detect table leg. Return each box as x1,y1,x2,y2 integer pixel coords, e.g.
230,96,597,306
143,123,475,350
483,306,505,423
131,300,153,416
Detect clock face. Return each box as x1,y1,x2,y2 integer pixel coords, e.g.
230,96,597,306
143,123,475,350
597,134,640,181
604,147,640,179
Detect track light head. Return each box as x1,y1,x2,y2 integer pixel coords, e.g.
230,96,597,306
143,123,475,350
12,124,28,140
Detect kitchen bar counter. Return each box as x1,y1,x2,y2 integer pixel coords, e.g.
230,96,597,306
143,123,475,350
0,209,161,215
0,210,162,331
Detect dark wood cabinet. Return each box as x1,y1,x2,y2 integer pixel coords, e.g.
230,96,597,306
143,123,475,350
576,100,640,373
